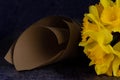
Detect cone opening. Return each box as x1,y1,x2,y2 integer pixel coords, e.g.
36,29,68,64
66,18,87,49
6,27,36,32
13,24,70,70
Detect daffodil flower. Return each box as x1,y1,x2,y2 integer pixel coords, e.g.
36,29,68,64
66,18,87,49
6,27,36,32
100,0,120,32
79,0,120,77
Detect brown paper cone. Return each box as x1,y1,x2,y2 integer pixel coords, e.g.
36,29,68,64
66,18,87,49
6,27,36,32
4,16,81,71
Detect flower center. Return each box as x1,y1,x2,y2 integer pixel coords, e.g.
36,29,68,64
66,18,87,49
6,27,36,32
110,32,120,46
110,15,117,22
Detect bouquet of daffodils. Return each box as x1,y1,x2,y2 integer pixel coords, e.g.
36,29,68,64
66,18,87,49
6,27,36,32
79,0,120,77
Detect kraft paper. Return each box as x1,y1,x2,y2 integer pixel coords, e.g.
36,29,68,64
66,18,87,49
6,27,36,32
5,16,81,71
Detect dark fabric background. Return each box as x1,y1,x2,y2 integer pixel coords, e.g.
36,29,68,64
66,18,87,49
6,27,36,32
0,0,119,80
0,0,98,62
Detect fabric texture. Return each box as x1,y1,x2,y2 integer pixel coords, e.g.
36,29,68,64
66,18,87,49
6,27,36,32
0,0,118,80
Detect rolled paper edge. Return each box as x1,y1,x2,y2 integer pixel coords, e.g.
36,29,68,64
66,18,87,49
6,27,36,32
55,20,81,60
4,51,13,64
4,43,16,64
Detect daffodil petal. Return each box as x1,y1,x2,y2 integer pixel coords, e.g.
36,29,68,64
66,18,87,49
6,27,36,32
82,28,113,54
100,0,111,8
105,65,112,76
95,64,107,75
98,29,112,44
85,14,99,26
82,16,99,32
113,41,120,52
86,13,104,29
79,38,95,46
95,54,114,75
89,61,94,66
112,56,120,77
89,5,99,20
116,0,120,7
113,41,120,58
83,29,112,45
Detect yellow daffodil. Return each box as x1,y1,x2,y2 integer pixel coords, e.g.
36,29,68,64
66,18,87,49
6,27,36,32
79,0,120,77
100,1,120,32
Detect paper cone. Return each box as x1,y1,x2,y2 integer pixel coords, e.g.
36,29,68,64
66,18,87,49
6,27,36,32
4,16,81,71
